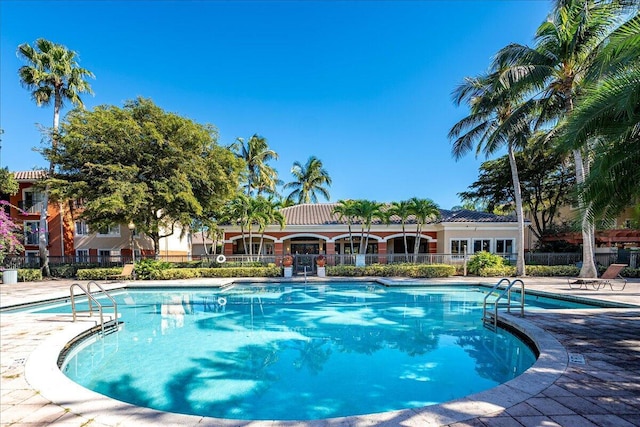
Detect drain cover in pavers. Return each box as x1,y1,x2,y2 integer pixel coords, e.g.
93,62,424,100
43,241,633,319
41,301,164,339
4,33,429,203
569,353,586,364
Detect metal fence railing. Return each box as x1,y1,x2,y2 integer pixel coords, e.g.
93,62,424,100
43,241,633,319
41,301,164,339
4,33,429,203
7,251,636,271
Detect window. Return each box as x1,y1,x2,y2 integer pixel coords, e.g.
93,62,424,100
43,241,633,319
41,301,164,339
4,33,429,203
473,239,491,253
24,221,42,245
264,243,274,255
98,249,114,263
496,239,514,254
450,239,469,255
75,221,89,236
97,224,120,236
21,189,46,213
76,249,89,263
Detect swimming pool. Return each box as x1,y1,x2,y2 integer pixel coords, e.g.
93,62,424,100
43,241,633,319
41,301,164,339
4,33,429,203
53,283,545,420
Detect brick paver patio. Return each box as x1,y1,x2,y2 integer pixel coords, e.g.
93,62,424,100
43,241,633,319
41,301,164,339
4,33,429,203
1,277,639,426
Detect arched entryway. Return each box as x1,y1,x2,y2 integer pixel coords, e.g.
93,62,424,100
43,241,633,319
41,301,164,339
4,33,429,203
283,235,328,274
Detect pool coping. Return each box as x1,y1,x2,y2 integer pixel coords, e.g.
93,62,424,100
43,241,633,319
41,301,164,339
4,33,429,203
23,287,569,427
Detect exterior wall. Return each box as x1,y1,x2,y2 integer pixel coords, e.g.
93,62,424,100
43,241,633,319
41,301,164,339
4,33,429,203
221,224,519,257
9,181,65,258
436,223,521,255
75,224,135,259
74,224,189,259
158,230,190,258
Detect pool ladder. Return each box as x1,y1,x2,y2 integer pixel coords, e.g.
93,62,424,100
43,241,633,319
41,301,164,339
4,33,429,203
482,278,525,330
70,281,120,336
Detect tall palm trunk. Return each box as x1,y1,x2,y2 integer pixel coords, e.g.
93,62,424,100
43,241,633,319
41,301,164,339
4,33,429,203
257,227,266,262
39,97,63,276
565,92,597,278
413,224,422,257
347,219,355,255
507,144,526,276
574,148,598,278
402,222,409,262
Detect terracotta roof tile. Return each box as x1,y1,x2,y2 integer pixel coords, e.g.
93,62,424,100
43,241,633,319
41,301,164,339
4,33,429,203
13,170,47,181
280,204,518,225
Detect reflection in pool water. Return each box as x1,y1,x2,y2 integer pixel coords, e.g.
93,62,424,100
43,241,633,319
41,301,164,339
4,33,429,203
62,284,536,420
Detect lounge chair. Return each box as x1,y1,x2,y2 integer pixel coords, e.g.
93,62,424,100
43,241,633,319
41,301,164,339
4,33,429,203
568,263,628,291
107,263,135,282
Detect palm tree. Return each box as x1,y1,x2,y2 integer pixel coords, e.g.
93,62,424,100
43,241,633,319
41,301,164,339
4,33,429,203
223,193,251,255
255,197,286,261
351,200,384,255
408,198,440,258
449,66,531,276
333,199,357,256
17,38,94,276
283,156,332,204
560,13,640,220
494,0,627,278
230,134,279,197
387,200,412,262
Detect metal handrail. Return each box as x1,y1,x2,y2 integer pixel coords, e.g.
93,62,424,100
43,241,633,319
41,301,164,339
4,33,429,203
70,282,118,335
87,281,118,323
482,278,511,315
483,278,525,329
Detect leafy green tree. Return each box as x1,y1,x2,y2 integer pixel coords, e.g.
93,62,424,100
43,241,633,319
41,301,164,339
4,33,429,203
230,134,280,197
408,198,440,257
494,0,628,277
0,131,18,196
45,97,243,256
333,199,357,255
386,200,412,261
0,169,18,196
284,156,332,204
17,38,94,275
459,138,575,241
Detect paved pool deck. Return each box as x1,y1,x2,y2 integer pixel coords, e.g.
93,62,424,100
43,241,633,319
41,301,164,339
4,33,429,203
1,276,639,426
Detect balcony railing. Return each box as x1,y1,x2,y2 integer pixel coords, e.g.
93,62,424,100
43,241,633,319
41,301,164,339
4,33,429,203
17,201,46,215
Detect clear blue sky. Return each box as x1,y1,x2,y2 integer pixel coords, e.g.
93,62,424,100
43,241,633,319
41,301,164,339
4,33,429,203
1,0,551,209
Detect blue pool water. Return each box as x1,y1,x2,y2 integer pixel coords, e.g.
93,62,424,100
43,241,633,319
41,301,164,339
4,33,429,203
59,284,539,420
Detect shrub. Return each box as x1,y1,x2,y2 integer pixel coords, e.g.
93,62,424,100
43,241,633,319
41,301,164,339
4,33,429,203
76,267,126,280
527,265,580,277
133,259,172,280
18,269,42,282
326,263,455,278
467,252,504,275
49,264,79,278
621,267,640,278
477,266,516,277
150,265,282,280
476,265,581,277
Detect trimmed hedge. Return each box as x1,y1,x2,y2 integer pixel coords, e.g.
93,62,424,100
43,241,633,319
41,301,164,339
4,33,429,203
149,266,282,280
76,267,129,280
76,265,282,280
18,269,42,282
327,263,455,278
477,265,639,278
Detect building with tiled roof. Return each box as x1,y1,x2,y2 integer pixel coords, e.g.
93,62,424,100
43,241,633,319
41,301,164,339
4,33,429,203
13,170,47,182
220,203,523,270
3,171,189,266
